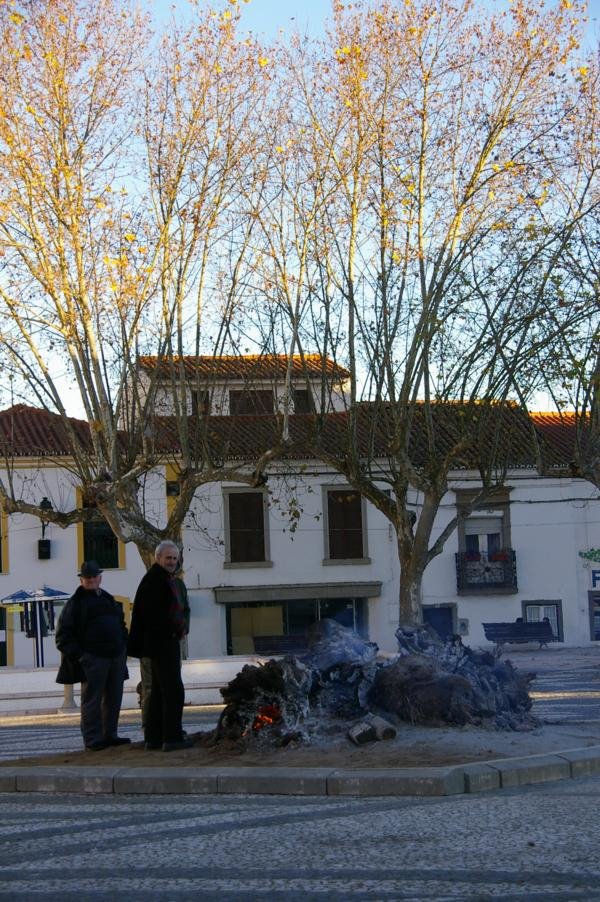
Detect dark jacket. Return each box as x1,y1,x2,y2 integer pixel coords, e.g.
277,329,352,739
55,586,128,684
177,578,191,637
128,563,188,658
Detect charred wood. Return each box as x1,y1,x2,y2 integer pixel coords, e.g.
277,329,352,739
348,720,378,745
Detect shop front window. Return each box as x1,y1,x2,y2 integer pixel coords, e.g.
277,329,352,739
226,597,365,655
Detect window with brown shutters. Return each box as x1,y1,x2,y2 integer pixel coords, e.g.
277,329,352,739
228,491,266,562
229,389,274,415
327,489,364,560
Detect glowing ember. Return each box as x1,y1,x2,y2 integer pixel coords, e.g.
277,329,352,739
251,704,282,732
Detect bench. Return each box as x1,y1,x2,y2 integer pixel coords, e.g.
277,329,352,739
252,635,307,656
482,620,556,649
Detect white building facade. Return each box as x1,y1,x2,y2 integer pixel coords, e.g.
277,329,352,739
1,357,598,666
0,443,598,669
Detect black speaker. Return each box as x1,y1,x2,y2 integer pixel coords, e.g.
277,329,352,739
38,539,51,560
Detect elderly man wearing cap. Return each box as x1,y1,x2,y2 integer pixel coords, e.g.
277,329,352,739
55,561,130,751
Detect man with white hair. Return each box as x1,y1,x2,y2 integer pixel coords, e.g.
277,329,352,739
128,540,193,751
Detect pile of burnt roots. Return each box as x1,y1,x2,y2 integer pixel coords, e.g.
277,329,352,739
213,620,537,747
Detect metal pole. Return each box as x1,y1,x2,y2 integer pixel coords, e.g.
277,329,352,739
59,683,78,713
38,601,45,668
33,602,41,668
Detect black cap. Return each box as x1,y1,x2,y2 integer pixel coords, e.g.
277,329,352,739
78,561,103,577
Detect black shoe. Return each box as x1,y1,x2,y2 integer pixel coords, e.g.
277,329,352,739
86,740,110,751
144,742,161,751
105,737,131,747
162,739,194,752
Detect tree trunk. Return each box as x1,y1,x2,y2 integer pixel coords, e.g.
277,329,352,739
397,545,424,627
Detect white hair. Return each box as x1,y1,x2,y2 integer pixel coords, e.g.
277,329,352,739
154,540,180,560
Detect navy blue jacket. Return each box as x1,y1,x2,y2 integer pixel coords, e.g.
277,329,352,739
55,586,128,684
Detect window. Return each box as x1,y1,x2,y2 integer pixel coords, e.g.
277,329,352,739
191,389,210,416
226,597,366,655
229,389,273,415
464,515,503,556
166,481,180,497
225,490,270,566
293,388,313,413
326,489,366,561
523,601,562,642
83,512,120,568
455,489,515,593
456,490,511,554
77,492,124,570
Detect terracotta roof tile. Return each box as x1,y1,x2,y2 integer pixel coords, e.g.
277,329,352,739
0,405,93,457
0,402,580,472
136,354,351,381
531,412,578,459
151,403,567,470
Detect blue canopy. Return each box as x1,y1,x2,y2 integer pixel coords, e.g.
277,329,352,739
0,586,69,604
0,586,69,667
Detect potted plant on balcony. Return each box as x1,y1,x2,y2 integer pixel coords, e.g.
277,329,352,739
464,551,481,561
489,550,509,562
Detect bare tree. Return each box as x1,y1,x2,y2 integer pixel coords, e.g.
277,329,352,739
254,0,591,624
512,49,600,487
0,0,283,565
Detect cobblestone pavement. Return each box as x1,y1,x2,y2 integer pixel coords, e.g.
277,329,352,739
1,776,600,900
506,647,600,723
0,707,220,761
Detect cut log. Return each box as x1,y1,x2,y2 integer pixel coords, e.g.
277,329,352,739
365,713,397,740
348,720,377,745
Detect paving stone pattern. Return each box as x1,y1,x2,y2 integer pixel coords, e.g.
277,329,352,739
530,664,600,722
1,778,600,899
0,709,219,761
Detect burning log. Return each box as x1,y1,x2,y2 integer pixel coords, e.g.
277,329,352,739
251,704,282,732
215,656,312,740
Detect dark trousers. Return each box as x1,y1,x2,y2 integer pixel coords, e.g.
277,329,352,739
80,649,127,747
140,656,152,729
144,639,185,745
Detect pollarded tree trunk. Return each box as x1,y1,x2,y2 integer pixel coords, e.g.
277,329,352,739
397,546,425,627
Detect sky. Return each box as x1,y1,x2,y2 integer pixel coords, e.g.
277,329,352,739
148,0,597,48
148,0,336,37
44,0,598,416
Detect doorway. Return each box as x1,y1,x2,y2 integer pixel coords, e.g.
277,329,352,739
589,592,600,641
423,605,455,640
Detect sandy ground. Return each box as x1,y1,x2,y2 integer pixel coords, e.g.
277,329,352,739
3,718,600,770
3,645,600,769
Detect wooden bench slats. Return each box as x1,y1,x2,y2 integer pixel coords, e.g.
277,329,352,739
483,621,556,648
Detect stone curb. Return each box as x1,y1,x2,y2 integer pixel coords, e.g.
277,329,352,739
1,744,600,797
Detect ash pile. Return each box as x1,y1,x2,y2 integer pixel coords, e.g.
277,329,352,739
214,620,537,749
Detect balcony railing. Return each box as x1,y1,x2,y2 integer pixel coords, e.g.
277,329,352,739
455,549,517,593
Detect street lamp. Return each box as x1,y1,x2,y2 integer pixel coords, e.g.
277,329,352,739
39,496,53,559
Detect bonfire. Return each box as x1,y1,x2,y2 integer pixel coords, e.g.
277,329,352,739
212,620,536,750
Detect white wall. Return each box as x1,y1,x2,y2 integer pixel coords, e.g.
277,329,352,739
2,461,598,667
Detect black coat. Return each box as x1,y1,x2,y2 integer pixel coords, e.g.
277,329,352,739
127,563,186,658
55,586,128,684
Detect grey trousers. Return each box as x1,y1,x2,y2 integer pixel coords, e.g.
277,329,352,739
79,649,127,747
